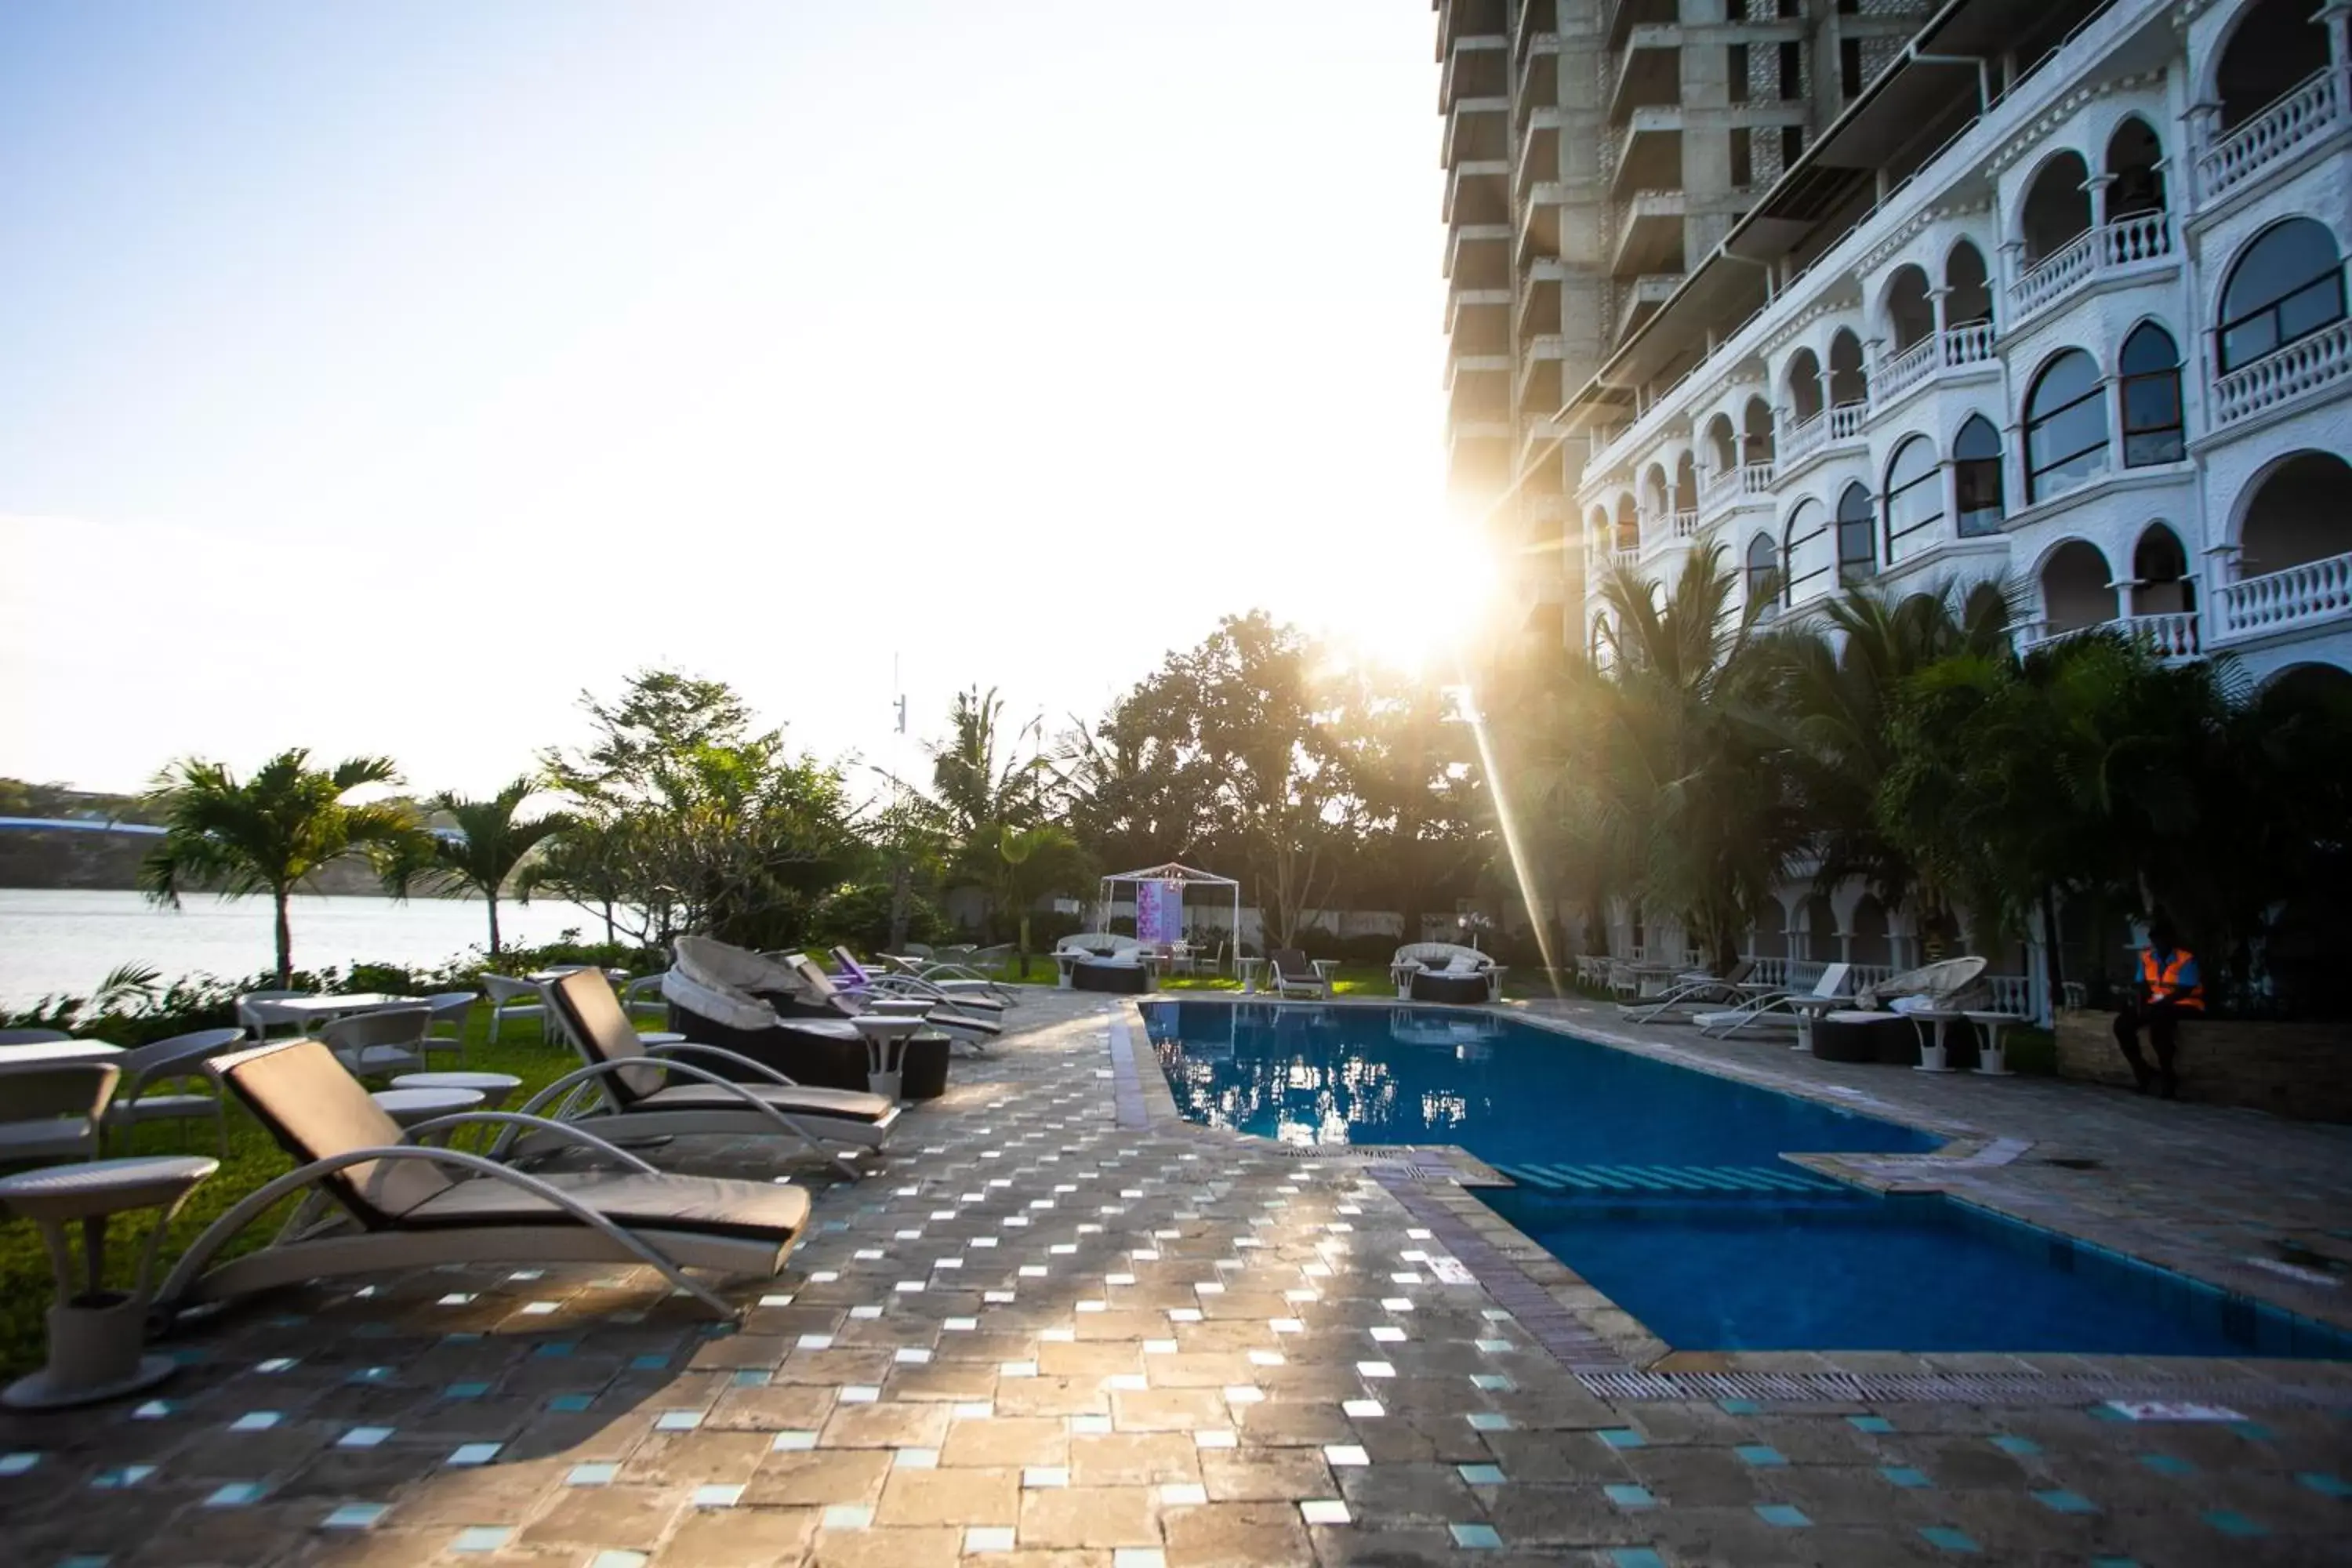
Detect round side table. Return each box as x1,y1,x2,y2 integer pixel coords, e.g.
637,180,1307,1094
848,1015,926,1100
1962,1011,2024,1076
390,1071,524,1111
0,1155,217,1409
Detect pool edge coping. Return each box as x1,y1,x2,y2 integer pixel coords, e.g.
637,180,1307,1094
1115,994,2352,1394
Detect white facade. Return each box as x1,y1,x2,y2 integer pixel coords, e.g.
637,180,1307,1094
1573,0,2352,690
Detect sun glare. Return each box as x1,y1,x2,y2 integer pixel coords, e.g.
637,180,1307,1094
1306,516,1501,677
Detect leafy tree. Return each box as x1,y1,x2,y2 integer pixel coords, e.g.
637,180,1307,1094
520,814,635,947
140,750,425,986
401,776,567,953
1322,666,1485,947
546,670,862,950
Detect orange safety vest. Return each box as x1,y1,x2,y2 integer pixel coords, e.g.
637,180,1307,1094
2140,946,2204,1011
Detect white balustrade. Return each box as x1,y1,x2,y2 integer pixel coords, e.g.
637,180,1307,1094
2198,68,2347,205
1942,321,1995,367
2019,612,2203,660
2009,213,2174,322
1740,461,1775,493
1875,323,1997,409
1671,508,1699,540
2217,550,2352,639
1828,402,1865,441
1874,335,1940,404
1700,464,1739,512
2212,316,2352,426
2011,227,2098,317
1781,408,1827,463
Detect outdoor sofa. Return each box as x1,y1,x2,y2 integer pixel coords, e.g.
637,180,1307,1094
1390,942,1504,1004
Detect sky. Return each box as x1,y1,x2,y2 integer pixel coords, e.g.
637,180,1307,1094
0,2,1462,803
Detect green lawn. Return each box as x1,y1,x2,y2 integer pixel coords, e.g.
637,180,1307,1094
0,1009,589,1380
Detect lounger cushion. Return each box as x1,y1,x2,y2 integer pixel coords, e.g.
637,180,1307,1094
401,1171,811,1241
635,1083,896,1123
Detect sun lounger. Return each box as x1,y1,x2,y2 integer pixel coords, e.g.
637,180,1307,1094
1694,962,1853,1037
1268,949,1328,1000
1618,959,1762,1024
830,946,1014,1012
155,1038,810,1320
779,953,1000,1052
534,969,902,1176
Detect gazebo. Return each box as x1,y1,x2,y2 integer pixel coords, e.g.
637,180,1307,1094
1096,861,1243,950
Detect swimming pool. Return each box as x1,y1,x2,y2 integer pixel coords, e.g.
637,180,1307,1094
1143,1000,2352,1359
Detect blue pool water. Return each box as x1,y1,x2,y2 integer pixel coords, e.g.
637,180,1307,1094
1142,999,1941,1165
1144,1000,2352,1359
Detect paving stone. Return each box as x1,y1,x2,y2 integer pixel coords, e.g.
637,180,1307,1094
746,1447,894,1508
517,1483,684,1549
653,1502,820,1566
1160,1499,1316,1567
1071,1432,1206,1486
1199,1450,1337,1502
1019,1484,1162,1547
876,1464,1021,1526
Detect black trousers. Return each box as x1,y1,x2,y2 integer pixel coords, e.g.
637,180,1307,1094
2113,1001,2192,1091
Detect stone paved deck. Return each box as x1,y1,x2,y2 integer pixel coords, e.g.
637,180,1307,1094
2,990,2347,1566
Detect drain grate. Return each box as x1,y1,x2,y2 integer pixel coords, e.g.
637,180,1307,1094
1579,1369,2352,1406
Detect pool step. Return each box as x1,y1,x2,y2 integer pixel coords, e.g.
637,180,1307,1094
1495,1162,1849,1196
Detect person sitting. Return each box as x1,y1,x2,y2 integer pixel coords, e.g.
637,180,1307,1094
2112,915,2201,1098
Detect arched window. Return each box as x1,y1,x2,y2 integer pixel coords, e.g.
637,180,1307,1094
1642,464,1669,517
1614,494,1640,553
2219,220,2346,374
1787,349,1825,422
2038,539,2118,635
1883,436,1943,562
1828,330,1868,406
2020,153,2092,265
1672,451,1697,514
2240,452,2352,574
1954,416,2005,535
1885,266,1934,350
1589,613,1615,668
2216,0,2331,131
2118,323,2184,466
1836,482,1875,583
1706,415,1737,475
2105,118,2165,219
1742,397,1776,463
1744,532,1778,610
1945,240,1992,327
1587,506,1611,556
2025,350,2108,500
1783,499,1832,605
2132,523,2195,615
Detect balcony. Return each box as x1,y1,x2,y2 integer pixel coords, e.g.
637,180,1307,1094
2007,212,2173,325
1780,402,1865,468
2020,612,2203,662
2215,550,2352,641
1608,26,1681,125
1871,322,1998,408
1515,105,1563,196
1612,188,1686,278
1639,507,1701,561
1613,274,1681,344
1444,223,1512,288
1439,35,1508,112
2198,68,2349,209
2211,316,2352,428
1700,460,1776,518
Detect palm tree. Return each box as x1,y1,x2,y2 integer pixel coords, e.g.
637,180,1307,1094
141,750,423,987
1572,544,1802,970
408,776,568,954
1766,577,2017,920
928,687,1054,940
